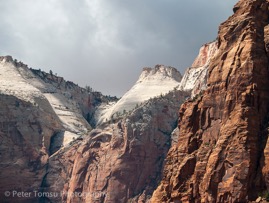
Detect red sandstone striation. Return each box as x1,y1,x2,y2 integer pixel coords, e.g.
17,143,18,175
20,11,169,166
191,41,218,69
152,0,269,202
42,90,189,203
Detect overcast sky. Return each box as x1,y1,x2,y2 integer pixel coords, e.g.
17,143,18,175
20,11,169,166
0,0,237,96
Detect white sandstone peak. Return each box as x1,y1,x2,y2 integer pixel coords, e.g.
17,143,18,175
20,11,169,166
95,65,182,125
138,65,182,82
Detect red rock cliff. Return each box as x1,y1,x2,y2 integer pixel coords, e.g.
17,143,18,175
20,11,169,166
42,90,189,203
152,0,269,202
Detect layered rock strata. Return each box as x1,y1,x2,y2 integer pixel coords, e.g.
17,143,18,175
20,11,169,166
0,56,107,202
152,0,269,202
42,90,189,203
0,56,63,203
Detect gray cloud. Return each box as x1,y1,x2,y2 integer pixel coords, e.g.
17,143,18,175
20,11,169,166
0,0,237,96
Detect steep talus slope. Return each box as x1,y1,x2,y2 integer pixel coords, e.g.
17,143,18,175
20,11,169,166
96,65,182,125
152,0,269,202
43,83,189,202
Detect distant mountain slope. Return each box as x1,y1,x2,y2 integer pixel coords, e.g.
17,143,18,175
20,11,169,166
43,88,189,203
0,56,63,202
7,58,111,147
95,65,182,125
179,41,218,97
0,56,111,202
0,37,216,202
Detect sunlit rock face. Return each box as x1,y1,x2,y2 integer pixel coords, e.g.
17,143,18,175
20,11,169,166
95,65,182,125
0,56,192,202
0,56,62,203
0,56,106,202
1,2,252,201
43,89,189,203
152,0,269,202
179,40,218,98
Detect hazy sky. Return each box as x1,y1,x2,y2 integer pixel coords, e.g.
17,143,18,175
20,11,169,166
0,0,237,96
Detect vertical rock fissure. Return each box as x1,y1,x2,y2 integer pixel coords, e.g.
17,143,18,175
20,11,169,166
250,22,269,198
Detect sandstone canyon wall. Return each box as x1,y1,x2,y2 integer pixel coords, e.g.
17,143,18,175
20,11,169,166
42,78,189,203
0,57,193,203
2,1,265,202
152,0,269,202
0,56,63,203
0,56,107,202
